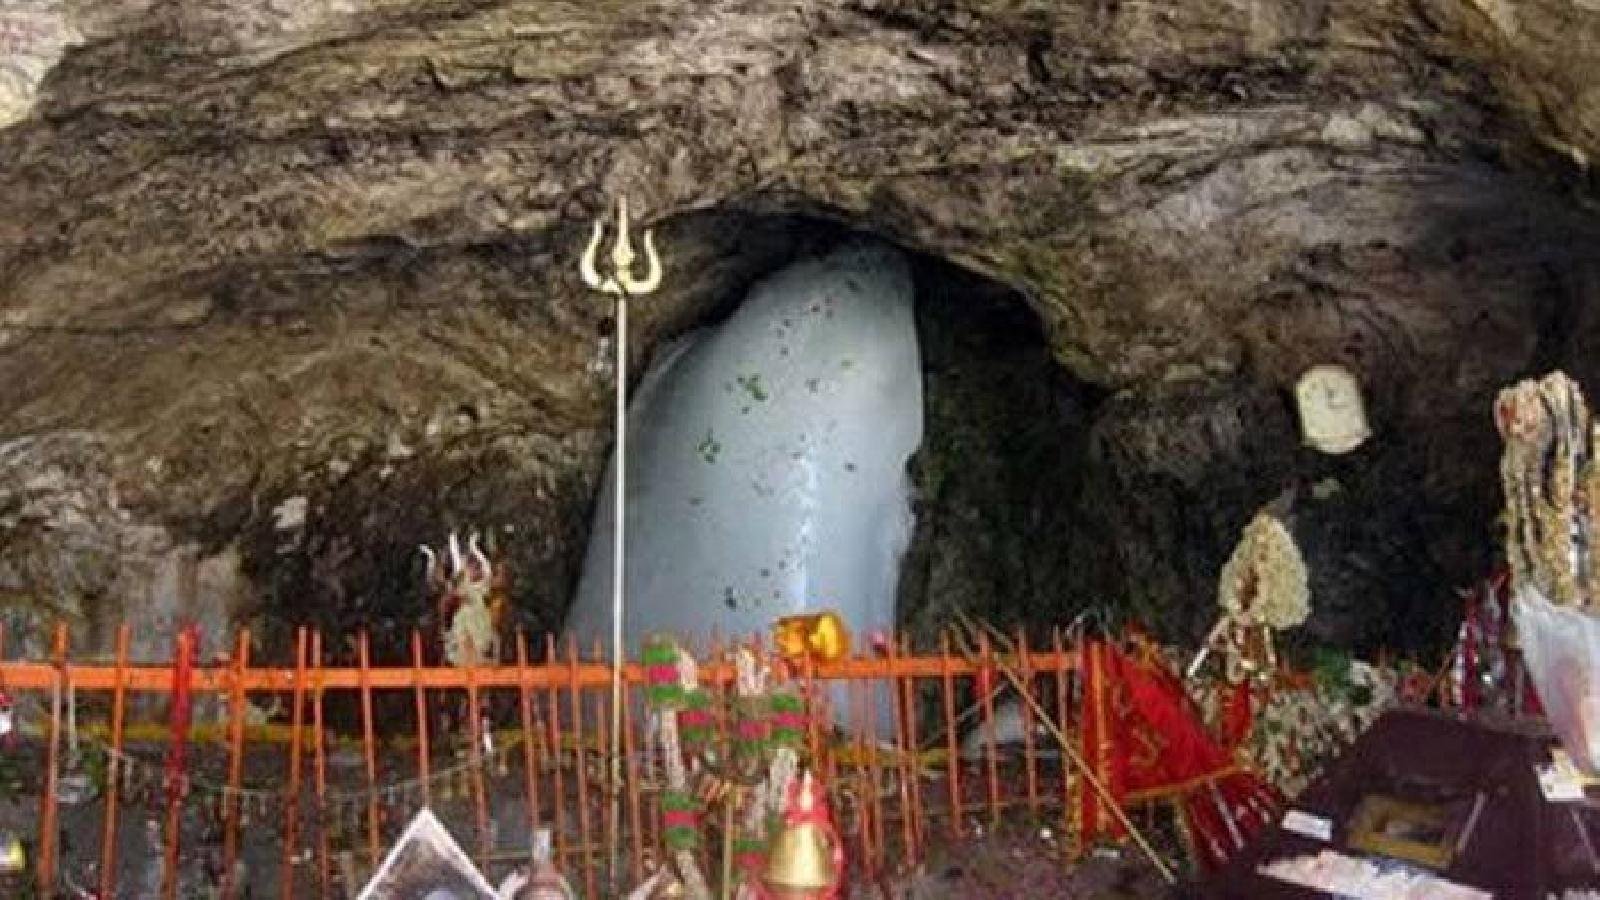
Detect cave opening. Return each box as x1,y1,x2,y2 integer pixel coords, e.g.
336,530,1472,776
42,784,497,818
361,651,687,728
226,209,1485,688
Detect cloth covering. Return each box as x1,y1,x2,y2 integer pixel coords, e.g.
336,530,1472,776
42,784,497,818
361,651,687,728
1078,639,1279,870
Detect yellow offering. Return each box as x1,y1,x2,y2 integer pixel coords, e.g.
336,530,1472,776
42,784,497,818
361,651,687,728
773,612,850,664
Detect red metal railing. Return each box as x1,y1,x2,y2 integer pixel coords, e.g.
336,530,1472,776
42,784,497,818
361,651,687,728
0,621,1082,898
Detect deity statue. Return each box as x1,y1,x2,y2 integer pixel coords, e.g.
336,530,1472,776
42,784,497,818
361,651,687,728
419,532,502,667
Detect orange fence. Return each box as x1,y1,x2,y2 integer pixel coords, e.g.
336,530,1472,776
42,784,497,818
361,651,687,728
0,621,1083,899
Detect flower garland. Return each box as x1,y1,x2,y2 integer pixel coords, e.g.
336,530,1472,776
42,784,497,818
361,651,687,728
1199,658,1398,798
1496,371,1598,608
641,635,712,900
1218,512,1310,631
1190,510,1310,688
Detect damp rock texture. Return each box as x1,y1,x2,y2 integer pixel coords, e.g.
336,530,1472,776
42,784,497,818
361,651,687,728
3,0,1600,654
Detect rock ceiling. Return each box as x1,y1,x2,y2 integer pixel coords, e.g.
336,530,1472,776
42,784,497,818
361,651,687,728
1,0,1598,650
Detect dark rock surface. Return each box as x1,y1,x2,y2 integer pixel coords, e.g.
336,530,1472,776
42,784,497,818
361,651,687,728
3,0,1600,657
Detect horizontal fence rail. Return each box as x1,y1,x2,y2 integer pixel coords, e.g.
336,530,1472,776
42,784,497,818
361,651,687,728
0,621,1084,899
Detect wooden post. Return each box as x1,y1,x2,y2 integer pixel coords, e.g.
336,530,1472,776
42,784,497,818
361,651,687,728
99,623,132,900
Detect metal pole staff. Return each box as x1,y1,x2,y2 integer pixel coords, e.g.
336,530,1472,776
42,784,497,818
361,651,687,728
580,195,662,885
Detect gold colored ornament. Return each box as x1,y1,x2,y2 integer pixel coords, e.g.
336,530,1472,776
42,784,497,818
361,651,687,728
763,776,837,894
580,197,663,297
773,612,850,665
0,831,24,873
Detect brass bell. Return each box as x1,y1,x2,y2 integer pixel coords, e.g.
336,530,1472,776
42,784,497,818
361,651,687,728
764,822,835,893
763,777,836,895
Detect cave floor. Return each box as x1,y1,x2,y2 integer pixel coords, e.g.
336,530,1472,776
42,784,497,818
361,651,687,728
0,736,1180,898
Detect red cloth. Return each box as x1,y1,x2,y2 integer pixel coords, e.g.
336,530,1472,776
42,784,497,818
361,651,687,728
1219,681,1254,751
164,624,199,800
1078,639,1279,870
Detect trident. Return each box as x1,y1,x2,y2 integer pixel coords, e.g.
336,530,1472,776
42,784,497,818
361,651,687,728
580,196,662,884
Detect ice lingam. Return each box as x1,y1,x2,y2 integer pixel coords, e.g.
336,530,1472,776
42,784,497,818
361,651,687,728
565,241,923,726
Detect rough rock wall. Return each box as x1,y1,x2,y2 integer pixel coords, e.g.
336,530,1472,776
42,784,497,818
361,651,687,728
1,0,1599,656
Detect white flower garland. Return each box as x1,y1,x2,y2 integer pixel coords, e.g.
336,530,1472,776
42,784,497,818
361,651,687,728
1218,512,1310,631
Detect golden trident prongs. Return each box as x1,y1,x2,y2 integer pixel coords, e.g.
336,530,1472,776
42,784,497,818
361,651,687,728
579,196,663,297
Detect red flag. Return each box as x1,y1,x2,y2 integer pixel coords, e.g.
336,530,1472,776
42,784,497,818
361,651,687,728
1078,639,1279,870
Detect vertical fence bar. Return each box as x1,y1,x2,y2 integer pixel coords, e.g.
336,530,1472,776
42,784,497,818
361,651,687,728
621,660,644,886
887,635,915,865
466,648,489,865
221,629,251,900
694,634,718,881
939,632,963,839
1017,626,1040,821
899,633,924,858
280,627,309,900
545,633,569,875
568,636,597,900
1052,627,1072,858
411,630,432,808
312,632,331,899
516,632,542,845
38,621,66,896
979,631,1001,831
863,659,886,872
849,666,874,877
358,632,381,869
99,623,132,900
592,637,615,893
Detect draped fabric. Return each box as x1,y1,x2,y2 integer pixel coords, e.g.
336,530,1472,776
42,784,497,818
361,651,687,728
1078,639,1280,870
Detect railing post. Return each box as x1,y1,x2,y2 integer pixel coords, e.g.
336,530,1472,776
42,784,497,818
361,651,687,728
313,631,332,899
279,627,309,900
359,631,380,870
221,628,251,898
545,633,569,876
100,623,132,900
38,621,67,897
515,631,543,855
568,636,597,900
410,630,431,809
939,631,963,839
